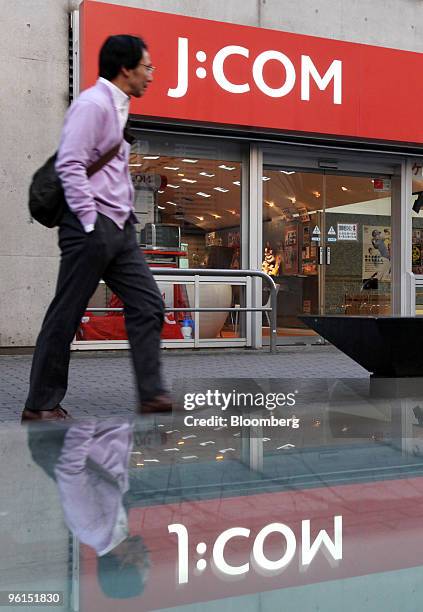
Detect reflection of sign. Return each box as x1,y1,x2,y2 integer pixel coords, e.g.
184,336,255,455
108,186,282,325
337,223,358,241
133,173,164,191
373,178,391,192
312,225,321,235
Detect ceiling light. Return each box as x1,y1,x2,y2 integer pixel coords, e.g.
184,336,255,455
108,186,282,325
143,155,160,160
265,200,274,207
167,184,180,189
262,176,271,181
182,158,198,163
178,173,185,177
129,163,142,167
164,166,179,170
219,164,236,171
341,186,348,191
233,181,241,186
166,201,177,206
211,213,222,219
177,440,185,445
158,190,164,194
289,196,296,203
182,178,197,183
279,170,296,175
214,187,229,192
312,191,321,198
196,216,204,221
292,213,299,217
136,463,144,467
215,455,224,460
226,209,237,215
197,192,211,198
199,171,215,178
157,205,165,210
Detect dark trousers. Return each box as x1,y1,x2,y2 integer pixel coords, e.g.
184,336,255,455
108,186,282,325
25,211,165,411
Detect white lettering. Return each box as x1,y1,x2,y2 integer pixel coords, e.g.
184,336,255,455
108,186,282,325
168,37,189,98
212,45,250,94
252,522,296,571
301,56,342,104
252,50,296,98
213,527,250,575
301,515,343,565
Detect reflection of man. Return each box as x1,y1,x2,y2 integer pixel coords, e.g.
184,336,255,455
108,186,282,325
27,419,150,599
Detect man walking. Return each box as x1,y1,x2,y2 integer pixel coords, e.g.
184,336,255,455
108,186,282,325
22,35,171,422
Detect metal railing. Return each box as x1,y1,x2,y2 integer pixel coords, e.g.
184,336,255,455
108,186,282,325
87,268,278,353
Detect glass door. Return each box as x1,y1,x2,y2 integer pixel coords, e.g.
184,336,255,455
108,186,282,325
262,165,392,344
324,173,392,318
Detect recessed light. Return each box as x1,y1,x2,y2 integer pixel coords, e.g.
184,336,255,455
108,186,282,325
280,170,296,175
211,213,222,219
312,191,321,198
182,158,198,163
226,209,237,215
199,171,215,178
158,190,164,194
219,164,236,171
164,166,179,170
157,205,165,210
341,186,348,191
196,216,204,221
265,201,275,207
214,187,229,192
262,176,271,181
129,163,142,167
167,184,180,189
197,192,211,198
182,178,197,183
233,181,241,186
166,201,177,206
289,197,296,203
143,156,160,160
178,173,185,177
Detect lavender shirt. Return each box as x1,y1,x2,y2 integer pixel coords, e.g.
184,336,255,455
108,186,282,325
55,79,136,231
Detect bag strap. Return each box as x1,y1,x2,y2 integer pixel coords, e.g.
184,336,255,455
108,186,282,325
85,122,135,178
87,142,121,178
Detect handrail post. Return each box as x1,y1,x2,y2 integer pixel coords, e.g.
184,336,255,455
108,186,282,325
270,284,278,354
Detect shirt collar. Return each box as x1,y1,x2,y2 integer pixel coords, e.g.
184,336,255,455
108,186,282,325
98,77,130,108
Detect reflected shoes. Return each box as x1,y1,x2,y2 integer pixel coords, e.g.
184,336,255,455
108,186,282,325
138,394,173,415
21,405,72,423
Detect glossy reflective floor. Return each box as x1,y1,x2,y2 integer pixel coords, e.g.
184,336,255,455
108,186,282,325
4,378,423,611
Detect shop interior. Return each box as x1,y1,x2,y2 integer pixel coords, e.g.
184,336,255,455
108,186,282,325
262,168,394,340
77,136,423,345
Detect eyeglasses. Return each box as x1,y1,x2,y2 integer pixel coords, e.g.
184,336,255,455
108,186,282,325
139,64,156,73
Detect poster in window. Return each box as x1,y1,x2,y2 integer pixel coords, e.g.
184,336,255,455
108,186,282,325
362,225,391,282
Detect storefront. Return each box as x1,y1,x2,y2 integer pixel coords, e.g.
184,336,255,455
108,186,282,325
71,0,423,350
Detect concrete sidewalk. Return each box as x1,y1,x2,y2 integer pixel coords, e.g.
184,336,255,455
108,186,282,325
0,345,368,422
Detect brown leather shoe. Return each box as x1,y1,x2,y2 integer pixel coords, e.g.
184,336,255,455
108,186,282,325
21,405,71,423
138,394,172,415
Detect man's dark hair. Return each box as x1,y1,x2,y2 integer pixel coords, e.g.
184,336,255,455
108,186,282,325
99,35,148,80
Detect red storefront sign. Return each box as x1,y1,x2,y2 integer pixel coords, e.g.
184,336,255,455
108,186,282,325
79,1,423,144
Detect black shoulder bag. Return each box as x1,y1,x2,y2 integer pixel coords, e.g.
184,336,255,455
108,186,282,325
28,143,122,228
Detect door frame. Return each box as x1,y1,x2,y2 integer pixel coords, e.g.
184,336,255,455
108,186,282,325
257,143,404,346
